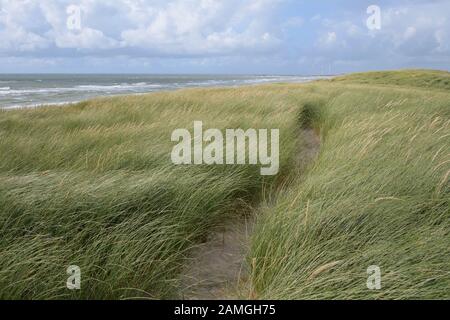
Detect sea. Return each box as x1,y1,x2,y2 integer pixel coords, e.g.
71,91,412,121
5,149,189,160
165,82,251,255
0,74,329,109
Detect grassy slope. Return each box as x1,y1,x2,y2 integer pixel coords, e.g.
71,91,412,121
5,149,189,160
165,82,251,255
250,70,450,299
0,87,303,299
331,69,450,90
0,70,448,299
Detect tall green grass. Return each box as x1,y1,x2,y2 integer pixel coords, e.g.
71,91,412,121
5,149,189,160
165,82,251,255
331,69,450,91
0,70,449,299
0,87,303,299
250,71,450,299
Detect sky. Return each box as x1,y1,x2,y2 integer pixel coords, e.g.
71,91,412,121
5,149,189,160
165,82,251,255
0,0,449,74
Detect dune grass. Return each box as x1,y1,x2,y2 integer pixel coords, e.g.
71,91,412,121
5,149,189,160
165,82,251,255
250,70,450,299
331,69,450,91
0,86,305,299
0,70,449,299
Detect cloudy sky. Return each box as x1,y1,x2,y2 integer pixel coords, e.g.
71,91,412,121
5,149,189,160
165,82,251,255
0,0,449,74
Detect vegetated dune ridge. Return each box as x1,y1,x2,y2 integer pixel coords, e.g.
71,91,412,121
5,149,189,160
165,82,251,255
251,69,450,299
0,70,448,299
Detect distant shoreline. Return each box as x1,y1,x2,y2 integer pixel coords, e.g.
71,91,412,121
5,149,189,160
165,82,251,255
1,75,333,110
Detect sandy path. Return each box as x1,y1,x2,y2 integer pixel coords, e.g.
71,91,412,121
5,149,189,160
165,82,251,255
179,129,320,300
180,215,254,300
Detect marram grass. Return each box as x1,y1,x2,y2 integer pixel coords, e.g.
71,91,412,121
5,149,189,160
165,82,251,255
0,86,301,299
250,71,450,300
0,70,449,299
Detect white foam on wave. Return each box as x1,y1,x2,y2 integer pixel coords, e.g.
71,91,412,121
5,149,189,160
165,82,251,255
2,100,81,110
76,83,164,91
1,76,333,109
0,83,163,97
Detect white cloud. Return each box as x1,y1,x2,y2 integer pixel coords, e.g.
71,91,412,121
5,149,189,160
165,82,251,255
0,0,281,56
120,0,280,55
403,27,416,40
325,32,337,44
0,0,51,51
314,1,450,61
0,0,449,73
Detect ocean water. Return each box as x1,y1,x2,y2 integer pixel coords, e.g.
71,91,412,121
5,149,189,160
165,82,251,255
0,74,328,109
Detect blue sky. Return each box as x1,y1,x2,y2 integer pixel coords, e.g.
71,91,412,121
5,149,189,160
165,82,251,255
0,0,449,74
